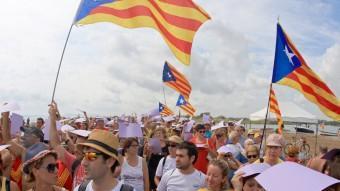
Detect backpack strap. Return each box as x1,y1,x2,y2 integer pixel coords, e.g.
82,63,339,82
5,178,10,191
71,159,82,178
120,184,134,191
162,156,167,168
78,180,90,191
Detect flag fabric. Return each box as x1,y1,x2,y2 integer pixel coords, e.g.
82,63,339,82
272,23,340,121
163,61,191,99
176,94,195,116
159,102,174,116
75,0,211,65
269,87,284,134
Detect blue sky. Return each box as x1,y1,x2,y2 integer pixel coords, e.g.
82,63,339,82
0,0,339,120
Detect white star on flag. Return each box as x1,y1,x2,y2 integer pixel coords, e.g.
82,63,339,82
283,45,295,66
180,98,184,104
167,72,172,78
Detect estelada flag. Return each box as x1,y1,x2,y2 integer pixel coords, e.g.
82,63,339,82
159,102,174,116
269,87,284,134
74,0,210,65
163,61,191,99
176,94,195,116
272,23,340,121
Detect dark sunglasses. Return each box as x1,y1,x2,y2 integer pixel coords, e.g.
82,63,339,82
199,130,206,134
43,163,58,173
84,152,103,161
169,144,178,148
247,154,258,159
215,134,223,138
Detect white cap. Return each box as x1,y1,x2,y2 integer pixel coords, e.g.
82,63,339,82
74,118,86,123
0,144,11,152
211,121,226,131
61,124,75,133
69,129,91,137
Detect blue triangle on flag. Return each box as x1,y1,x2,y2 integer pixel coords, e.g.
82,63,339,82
163,62,176,82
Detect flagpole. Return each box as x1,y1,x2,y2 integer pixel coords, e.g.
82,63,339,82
259,83,272,154
51,0,83,102
314,121,319,156
51,24,74,102
162,86,167,105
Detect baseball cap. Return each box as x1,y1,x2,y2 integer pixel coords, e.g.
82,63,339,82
266,134,285,147
20,126,44,142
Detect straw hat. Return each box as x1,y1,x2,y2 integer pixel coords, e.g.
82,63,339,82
77,129,119,160
23,143,57,174
167,135,183,144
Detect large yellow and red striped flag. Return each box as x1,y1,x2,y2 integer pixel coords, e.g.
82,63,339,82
75,0,211,65
163,61,191,99
159,102,174,116
272,23,340,121
176,94,195,116
269,87,284,134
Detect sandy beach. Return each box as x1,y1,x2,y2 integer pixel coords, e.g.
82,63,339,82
283,132,340,156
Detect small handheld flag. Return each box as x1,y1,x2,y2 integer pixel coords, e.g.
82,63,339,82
176,94,195,116
159,102,174,116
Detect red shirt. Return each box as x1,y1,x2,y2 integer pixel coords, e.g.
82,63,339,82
64,151,86,189
190,136,209,174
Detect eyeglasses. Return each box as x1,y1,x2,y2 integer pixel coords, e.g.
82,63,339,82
129,144,139,148
247,154,258,159
84,152,103,161
42,163,58,173
215,134,223,138
198,130,206,134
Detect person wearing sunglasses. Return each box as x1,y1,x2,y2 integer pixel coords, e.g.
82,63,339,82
154,136,183,186
74,129,135,191
244,145,259,164
49,103,90,189
190,124,212,174
120,138,149,191
22,142,67,191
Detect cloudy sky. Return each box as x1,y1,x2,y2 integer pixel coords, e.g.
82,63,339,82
0,0,339,119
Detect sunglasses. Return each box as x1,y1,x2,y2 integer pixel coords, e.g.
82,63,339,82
215,134,223,138
169,144,178,148
198,130,206,134
247,154,258,159
84,152,103,161
42,163,58,173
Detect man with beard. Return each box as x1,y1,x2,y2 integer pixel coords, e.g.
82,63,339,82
157,141,206,191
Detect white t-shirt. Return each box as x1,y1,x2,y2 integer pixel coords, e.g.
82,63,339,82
155,156,176,177
157,168,206,191
73,180,137,191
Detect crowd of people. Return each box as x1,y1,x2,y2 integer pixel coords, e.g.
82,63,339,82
0,102,339,191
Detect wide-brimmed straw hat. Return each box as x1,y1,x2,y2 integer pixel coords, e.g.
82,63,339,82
167,135,183,144
77,129,119,160
23,142,57,174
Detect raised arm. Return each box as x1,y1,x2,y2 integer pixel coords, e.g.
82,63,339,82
1,112,25,157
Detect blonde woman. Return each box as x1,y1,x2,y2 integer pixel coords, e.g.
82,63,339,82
198,159,229,191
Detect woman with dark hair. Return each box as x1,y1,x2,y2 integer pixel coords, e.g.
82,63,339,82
143,127,168,190
198,159,229,191
22,143,67,191
120,138,149,191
